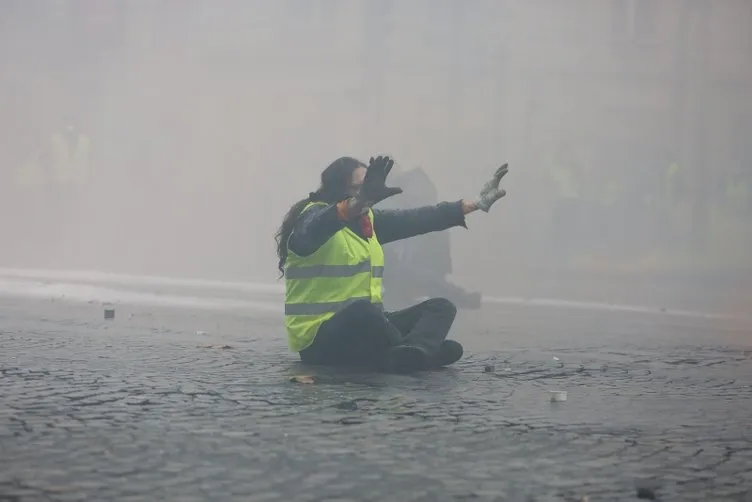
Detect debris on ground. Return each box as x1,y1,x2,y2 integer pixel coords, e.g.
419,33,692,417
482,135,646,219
196,344,233,350
483,364,495,373
549,390,568,402
290,375,316,384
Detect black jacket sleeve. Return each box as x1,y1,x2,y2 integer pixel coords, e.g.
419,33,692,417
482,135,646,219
287,203,345,257
373,201,467,245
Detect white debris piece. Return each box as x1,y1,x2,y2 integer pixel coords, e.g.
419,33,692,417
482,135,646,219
549,390,568,402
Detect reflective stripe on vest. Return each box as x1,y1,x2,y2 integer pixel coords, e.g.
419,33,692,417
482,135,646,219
285,261,385,279
285,297,384,315
283,202,385,352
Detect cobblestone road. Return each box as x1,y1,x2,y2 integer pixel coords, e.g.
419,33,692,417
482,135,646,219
1,297,751,502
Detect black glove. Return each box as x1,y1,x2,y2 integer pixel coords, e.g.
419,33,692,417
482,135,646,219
357,155,403,206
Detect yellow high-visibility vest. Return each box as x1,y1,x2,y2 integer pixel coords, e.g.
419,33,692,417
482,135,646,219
665,163,683,201
284,202,385,352
51,132,90,184
727,180,748,210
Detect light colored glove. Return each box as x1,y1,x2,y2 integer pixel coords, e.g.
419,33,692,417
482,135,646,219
475,163,509,212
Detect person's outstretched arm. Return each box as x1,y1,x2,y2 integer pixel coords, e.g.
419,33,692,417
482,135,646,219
373,164,509,245
285,193,412,256
287,190,407,256
287,203,344,257
372,200,475,245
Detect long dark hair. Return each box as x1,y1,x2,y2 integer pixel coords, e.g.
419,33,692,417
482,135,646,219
275,156,367,277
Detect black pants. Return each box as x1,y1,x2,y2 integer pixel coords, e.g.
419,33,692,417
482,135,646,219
299,298,457,369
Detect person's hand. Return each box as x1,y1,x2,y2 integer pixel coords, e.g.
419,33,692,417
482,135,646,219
475,163,508,212
357,155,403,206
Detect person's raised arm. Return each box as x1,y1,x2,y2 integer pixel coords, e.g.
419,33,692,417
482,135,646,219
373,164,509,244
287,155,406,257
287,167,404,256
287,202,344,257
372,200,470,245
335,155,403,221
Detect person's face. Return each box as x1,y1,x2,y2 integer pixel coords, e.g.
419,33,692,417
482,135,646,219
347,166,366,197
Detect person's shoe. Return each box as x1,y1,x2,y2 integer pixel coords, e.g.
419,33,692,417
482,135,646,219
430,340,464,368
387,345,429,373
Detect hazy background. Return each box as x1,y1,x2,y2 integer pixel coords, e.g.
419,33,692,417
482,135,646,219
1,0,750,304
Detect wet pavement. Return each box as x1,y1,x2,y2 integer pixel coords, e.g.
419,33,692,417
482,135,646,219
1,296,751,502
